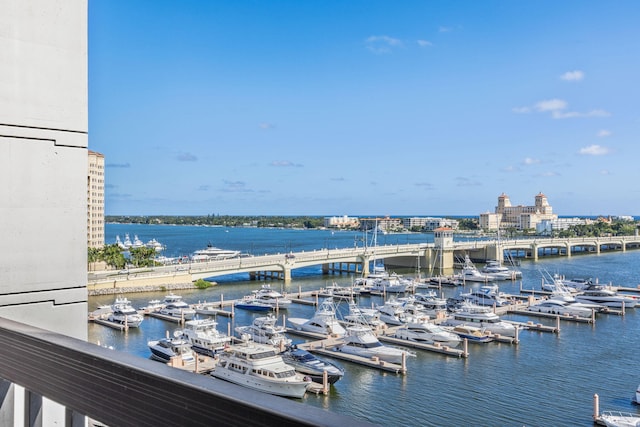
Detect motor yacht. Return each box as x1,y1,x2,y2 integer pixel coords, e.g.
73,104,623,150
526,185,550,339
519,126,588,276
158,293,196,320
459,285,511,307
107,296,144,327
234,296,273,312
191,242,241,262
177,318,231,357
574,285,638,309
394,319,461,347
447,325,494,343
526,299,595,318
456,255,495,283
211,342,310,398
280,347,344,385
235,314,292,348
376,300,409,326
480,260,522,280
148,333,196,364
287,298,346,337
443,302,517,337
250,284,292,309
335,324,413,364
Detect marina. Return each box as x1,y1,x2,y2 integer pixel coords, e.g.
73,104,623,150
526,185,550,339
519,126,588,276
89,224,640,426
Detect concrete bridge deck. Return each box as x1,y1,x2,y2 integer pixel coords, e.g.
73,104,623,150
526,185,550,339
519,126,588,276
87,235,640,289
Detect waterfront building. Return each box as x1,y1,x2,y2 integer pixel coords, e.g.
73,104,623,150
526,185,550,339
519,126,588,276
88,150,105,248
536,217,592,235
403,217,459,231
479,192,558,232
359,216,404,233
324,215,360,229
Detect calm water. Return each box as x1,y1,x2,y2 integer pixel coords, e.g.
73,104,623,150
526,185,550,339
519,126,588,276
91,224,640,426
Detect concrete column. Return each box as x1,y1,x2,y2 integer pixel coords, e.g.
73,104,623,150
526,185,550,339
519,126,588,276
565,243,571,257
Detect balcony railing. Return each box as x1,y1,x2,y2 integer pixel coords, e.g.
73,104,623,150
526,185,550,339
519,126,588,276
0,317,374,427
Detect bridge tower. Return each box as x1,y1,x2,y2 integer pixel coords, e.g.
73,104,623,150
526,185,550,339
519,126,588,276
430,227,455,275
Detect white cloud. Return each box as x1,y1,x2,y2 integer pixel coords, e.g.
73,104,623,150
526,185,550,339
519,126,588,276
516,98,611,119
365,35,403,54
538,171,560,177
259,122,276,130
579,144,609,155
552,109,610,119
560,70,585,81
439,26,453,33
417,39,433,47
522,157,540,165
597,129,612,137
535,99,567,112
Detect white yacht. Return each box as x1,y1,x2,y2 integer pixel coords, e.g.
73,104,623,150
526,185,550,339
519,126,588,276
287,298,346,337
335,324,412,364
343,301,386,329
211,342,310,398
443,302,517,337
457,255,495,283
235,314,292,348
107,296,144,327
177,318,231,357
459,284,511,307
526,299,594,318
251,284,292,309
394,319,461,347
158,293,196,320
376,300,409,326
191,243,241,262
574,285,638,309
148,334,196,364
412,291,448,318
480,260,522,280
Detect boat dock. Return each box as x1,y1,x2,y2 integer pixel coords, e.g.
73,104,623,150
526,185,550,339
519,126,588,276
147,312,188,323
88,315,129,331
297,338,407,374
377,333,469,358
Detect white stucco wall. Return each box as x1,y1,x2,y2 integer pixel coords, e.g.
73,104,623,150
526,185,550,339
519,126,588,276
0,0,88,340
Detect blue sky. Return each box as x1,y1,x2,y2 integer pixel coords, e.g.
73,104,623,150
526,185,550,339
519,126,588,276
88,1,640,217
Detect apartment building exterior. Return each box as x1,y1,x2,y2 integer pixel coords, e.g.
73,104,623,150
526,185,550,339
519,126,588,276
479,192,558,231
88,150,105,248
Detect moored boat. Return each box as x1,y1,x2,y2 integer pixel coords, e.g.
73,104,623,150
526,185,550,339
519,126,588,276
148,333,196,364
287,298,346,337
280,347,344,384
158,293,196,320
235,314,292,348
211,342,310,398
335,323,414,364
177,318,231,357
107,296,144,327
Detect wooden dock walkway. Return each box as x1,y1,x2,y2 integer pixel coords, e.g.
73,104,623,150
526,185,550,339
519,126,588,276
377,333,469,358
297,338,407,374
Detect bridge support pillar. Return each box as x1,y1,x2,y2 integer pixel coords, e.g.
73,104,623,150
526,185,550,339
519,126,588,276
565,243,571,257
283,267,291,284
532,244,538,261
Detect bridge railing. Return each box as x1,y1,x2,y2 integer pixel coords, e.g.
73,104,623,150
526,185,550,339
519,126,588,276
0,316,372,427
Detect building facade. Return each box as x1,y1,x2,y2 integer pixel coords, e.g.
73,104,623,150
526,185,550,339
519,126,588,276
323,215,360,229
88,150,105,248
403,217,459,231
0,0,88,424
479,192,558,231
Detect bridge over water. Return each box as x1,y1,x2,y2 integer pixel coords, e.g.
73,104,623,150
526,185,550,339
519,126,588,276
87,235,640,288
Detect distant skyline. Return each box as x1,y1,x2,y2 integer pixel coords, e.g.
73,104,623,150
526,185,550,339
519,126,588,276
89,1,640,217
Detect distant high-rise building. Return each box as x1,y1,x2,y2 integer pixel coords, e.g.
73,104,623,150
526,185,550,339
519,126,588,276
479,192,558,231
88,150,105,248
